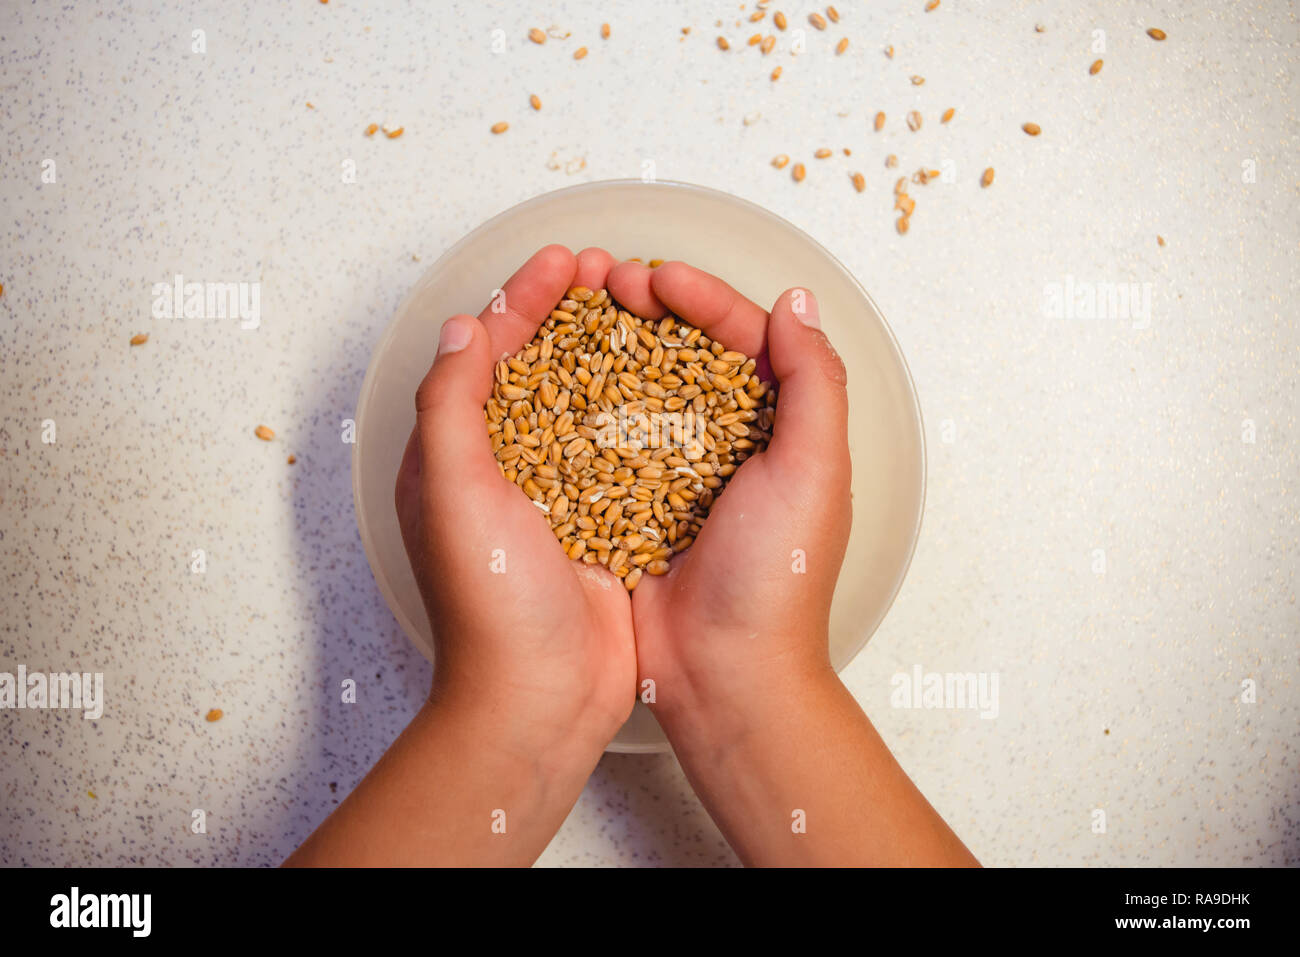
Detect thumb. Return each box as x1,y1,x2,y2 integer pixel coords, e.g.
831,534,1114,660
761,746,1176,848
763,288,850,479
414,314,500,487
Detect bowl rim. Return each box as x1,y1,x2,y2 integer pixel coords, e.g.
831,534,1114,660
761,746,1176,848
351,178,927,752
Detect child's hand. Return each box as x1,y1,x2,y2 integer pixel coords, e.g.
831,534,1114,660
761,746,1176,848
606,261,973,867
395,245,637,757
290,246,640,867
607,261,851,726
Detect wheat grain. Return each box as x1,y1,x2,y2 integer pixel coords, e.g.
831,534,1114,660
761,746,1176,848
485,287,777,589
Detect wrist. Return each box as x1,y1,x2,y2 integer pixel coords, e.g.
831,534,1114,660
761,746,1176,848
651,652,840,762
426,676,615,776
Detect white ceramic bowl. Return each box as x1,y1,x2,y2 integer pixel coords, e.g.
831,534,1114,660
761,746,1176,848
352,179,925,753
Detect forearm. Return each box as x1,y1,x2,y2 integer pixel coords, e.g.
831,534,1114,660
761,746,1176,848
285,695,603,867
657,665,978,867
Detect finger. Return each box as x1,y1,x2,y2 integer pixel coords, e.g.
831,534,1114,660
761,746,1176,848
607,260,669,319
478,244,578,359
394,426,425,556
414,314,501,487
648,261,768,358
763,288,850,477
395,425,420,509
573,246,618,293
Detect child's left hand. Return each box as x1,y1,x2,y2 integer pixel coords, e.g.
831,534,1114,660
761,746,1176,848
395,245,637,761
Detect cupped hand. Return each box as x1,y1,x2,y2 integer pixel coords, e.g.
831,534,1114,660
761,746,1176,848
606,261,853,715
395,245,637,754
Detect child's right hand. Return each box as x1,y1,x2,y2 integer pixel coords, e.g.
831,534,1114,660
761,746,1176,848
607,262,853,733
609,261,974,867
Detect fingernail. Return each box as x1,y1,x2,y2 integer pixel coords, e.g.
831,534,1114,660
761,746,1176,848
791,288,820,329
437,317,473,355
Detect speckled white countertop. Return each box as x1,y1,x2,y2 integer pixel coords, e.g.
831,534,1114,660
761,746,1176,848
1,0,1296,867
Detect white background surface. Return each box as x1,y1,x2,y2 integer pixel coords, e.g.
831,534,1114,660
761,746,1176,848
1,0,1296,866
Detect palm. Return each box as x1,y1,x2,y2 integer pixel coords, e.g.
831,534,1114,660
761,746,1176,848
468,477,635,715
601,258,852,693
629,451,805,680
398,245,642,738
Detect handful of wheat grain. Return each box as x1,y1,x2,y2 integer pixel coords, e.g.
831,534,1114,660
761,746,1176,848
485,285,777,590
